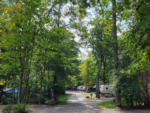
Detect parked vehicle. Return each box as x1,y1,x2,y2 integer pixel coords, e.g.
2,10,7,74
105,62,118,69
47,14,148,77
92,83,102,91
100,84,114,96
80,86,83,91
72,87,75,90
82,87,86,91
74,86,77,91
76,86,82,91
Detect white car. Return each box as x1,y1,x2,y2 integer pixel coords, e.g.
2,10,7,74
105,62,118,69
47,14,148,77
81,87,86,91
76,86,82,91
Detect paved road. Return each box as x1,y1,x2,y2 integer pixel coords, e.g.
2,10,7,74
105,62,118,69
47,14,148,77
29,91,150,113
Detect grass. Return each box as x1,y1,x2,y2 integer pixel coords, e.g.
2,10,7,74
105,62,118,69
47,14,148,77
84,93,112,100
58,94,68,105
97,101,115,108
84,93,99,100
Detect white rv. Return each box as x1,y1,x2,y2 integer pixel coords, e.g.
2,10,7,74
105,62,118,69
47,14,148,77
100,84,114,96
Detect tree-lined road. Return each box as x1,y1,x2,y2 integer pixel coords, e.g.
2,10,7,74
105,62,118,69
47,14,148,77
29,91,150,113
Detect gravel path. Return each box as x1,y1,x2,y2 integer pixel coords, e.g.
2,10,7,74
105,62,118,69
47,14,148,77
1,91,150,113
29,91,150,113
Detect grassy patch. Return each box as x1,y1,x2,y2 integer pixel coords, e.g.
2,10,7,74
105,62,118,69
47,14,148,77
58,94,68,105
97,101,115,108
84,93,91,96
84,93,98,100
84,93,111,100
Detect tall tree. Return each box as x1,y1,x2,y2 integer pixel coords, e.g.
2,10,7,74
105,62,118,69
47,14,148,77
112,0,120,106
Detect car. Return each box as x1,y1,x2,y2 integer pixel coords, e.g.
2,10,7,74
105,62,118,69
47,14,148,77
81,87,86,91
76,86,82,91
80,86,84,91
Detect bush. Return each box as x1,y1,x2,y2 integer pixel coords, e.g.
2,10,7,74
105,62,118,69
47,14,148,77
53,84,66,100
1,96,12,105
0,85,4,92
11,104,32,113
115,73,144,107
2,105,12,113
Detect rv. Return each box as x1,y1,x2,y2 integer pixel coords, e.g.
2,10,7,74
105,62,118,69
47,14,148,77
92,83,102,91
100,84,114,96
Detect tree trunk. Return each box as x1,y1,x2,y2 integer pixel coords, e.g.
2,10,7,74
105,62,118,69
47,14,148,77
39,50,47,104
148,68,150,84
103,57,106,84
131,95,133,107
21,71,29,103
96,55,104,98
112,0,120,106
39,70,44,104
18,47,25,103
12,75,16,104
48,71,51,99
142,71,149,107
34,71,37,104
53,74,57,101
18,72,23,103
20,86,26,102
4,78,6,87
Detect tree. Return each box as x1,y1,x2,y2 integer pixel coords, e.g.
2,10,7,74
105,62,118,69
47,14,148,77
1,0,52,103
80,58,97,86
123,0,150,107
111,0,120,106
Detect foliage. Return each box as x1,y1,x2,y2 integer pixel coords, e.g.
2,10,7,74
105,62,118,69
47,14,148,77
0,85,4,91
115,72,145,107
0,0,79,104
72,0,150,107
53,84,65,98
79,57,97,86
11,104,32,113
1,97,12,105
2,105,12,113
58,94,68,105
0,0,150,108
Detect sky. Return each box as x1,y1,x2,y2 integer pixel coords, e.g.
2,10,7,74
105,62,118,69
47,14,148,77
48,2,127,60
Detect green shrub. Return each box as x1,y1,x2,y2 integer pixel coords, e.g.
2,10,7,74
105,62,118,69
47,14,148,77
58,94,68,105
0,85,4,92
115,73,144,107
1,96,12,105
11,104,32,113
2,105,12,113
53,84,66,100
